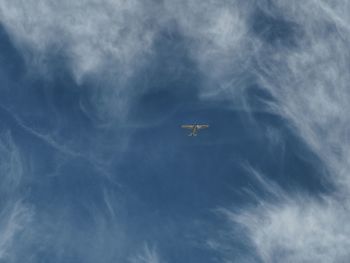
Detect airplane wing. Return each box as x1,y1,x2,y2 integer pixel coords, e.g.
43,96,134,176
181,125,195,129
197,124,209,129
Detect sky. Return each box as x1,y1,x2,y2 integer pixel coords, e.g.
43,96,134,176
0,0,349,262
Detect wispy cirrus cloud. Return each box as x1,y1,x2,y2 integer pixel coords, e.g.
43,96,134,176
0,201,34,261
216,1,350,262
2,0,350,262
256,0,350,188
164,0,254,94
220,166,350,262
0,0,157,81
130,244,163,263
0,0,253,115
0,131,23,194
0,132,34,261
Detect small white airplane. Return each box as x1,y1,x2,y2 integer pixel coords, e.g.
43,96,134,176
181,124,209,136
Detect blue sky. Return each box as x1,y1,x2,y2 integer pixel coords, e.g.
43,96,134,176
0,1,349,262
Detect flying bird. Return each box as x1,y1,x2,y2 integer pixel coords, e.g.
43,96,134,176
181,124,209,136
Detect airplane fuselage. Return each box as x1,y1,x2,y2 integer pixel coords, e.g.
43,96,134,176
181,124,209,136
189,125,198,136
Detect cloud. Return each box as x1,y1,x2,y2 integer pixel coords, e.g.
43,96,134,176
0,0,157,81
256,0,350,188
225,195,350,263
17,186,130,263
0,132,34,261
0,0,254,110
217,1,350,261
0,201,34,261
130,244,163,263
0,0,161,127
0,131,23,194
216,166,350,262
2,0,350,262
164,0,256,99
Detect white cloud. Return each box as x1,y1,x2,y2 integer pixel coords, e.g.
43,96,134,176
225,196,350,263
0,131,23,194
218,1,350,261
130,244,163,263
214,166,350,262
0,0,162,125
0,201,34,260
256,0,350,188
164,0,255,99
23,191,129,263
0,0,254,105
2,0,350,262
0,132,34,261
0,0,156,82
0,0,256,128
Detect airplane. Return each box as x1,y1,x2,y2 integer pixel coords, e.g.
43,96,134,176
181,124,209,136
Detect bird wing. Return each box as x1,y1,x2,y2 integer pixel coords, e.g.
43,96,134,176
196,124,209,129
181,125,195,129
